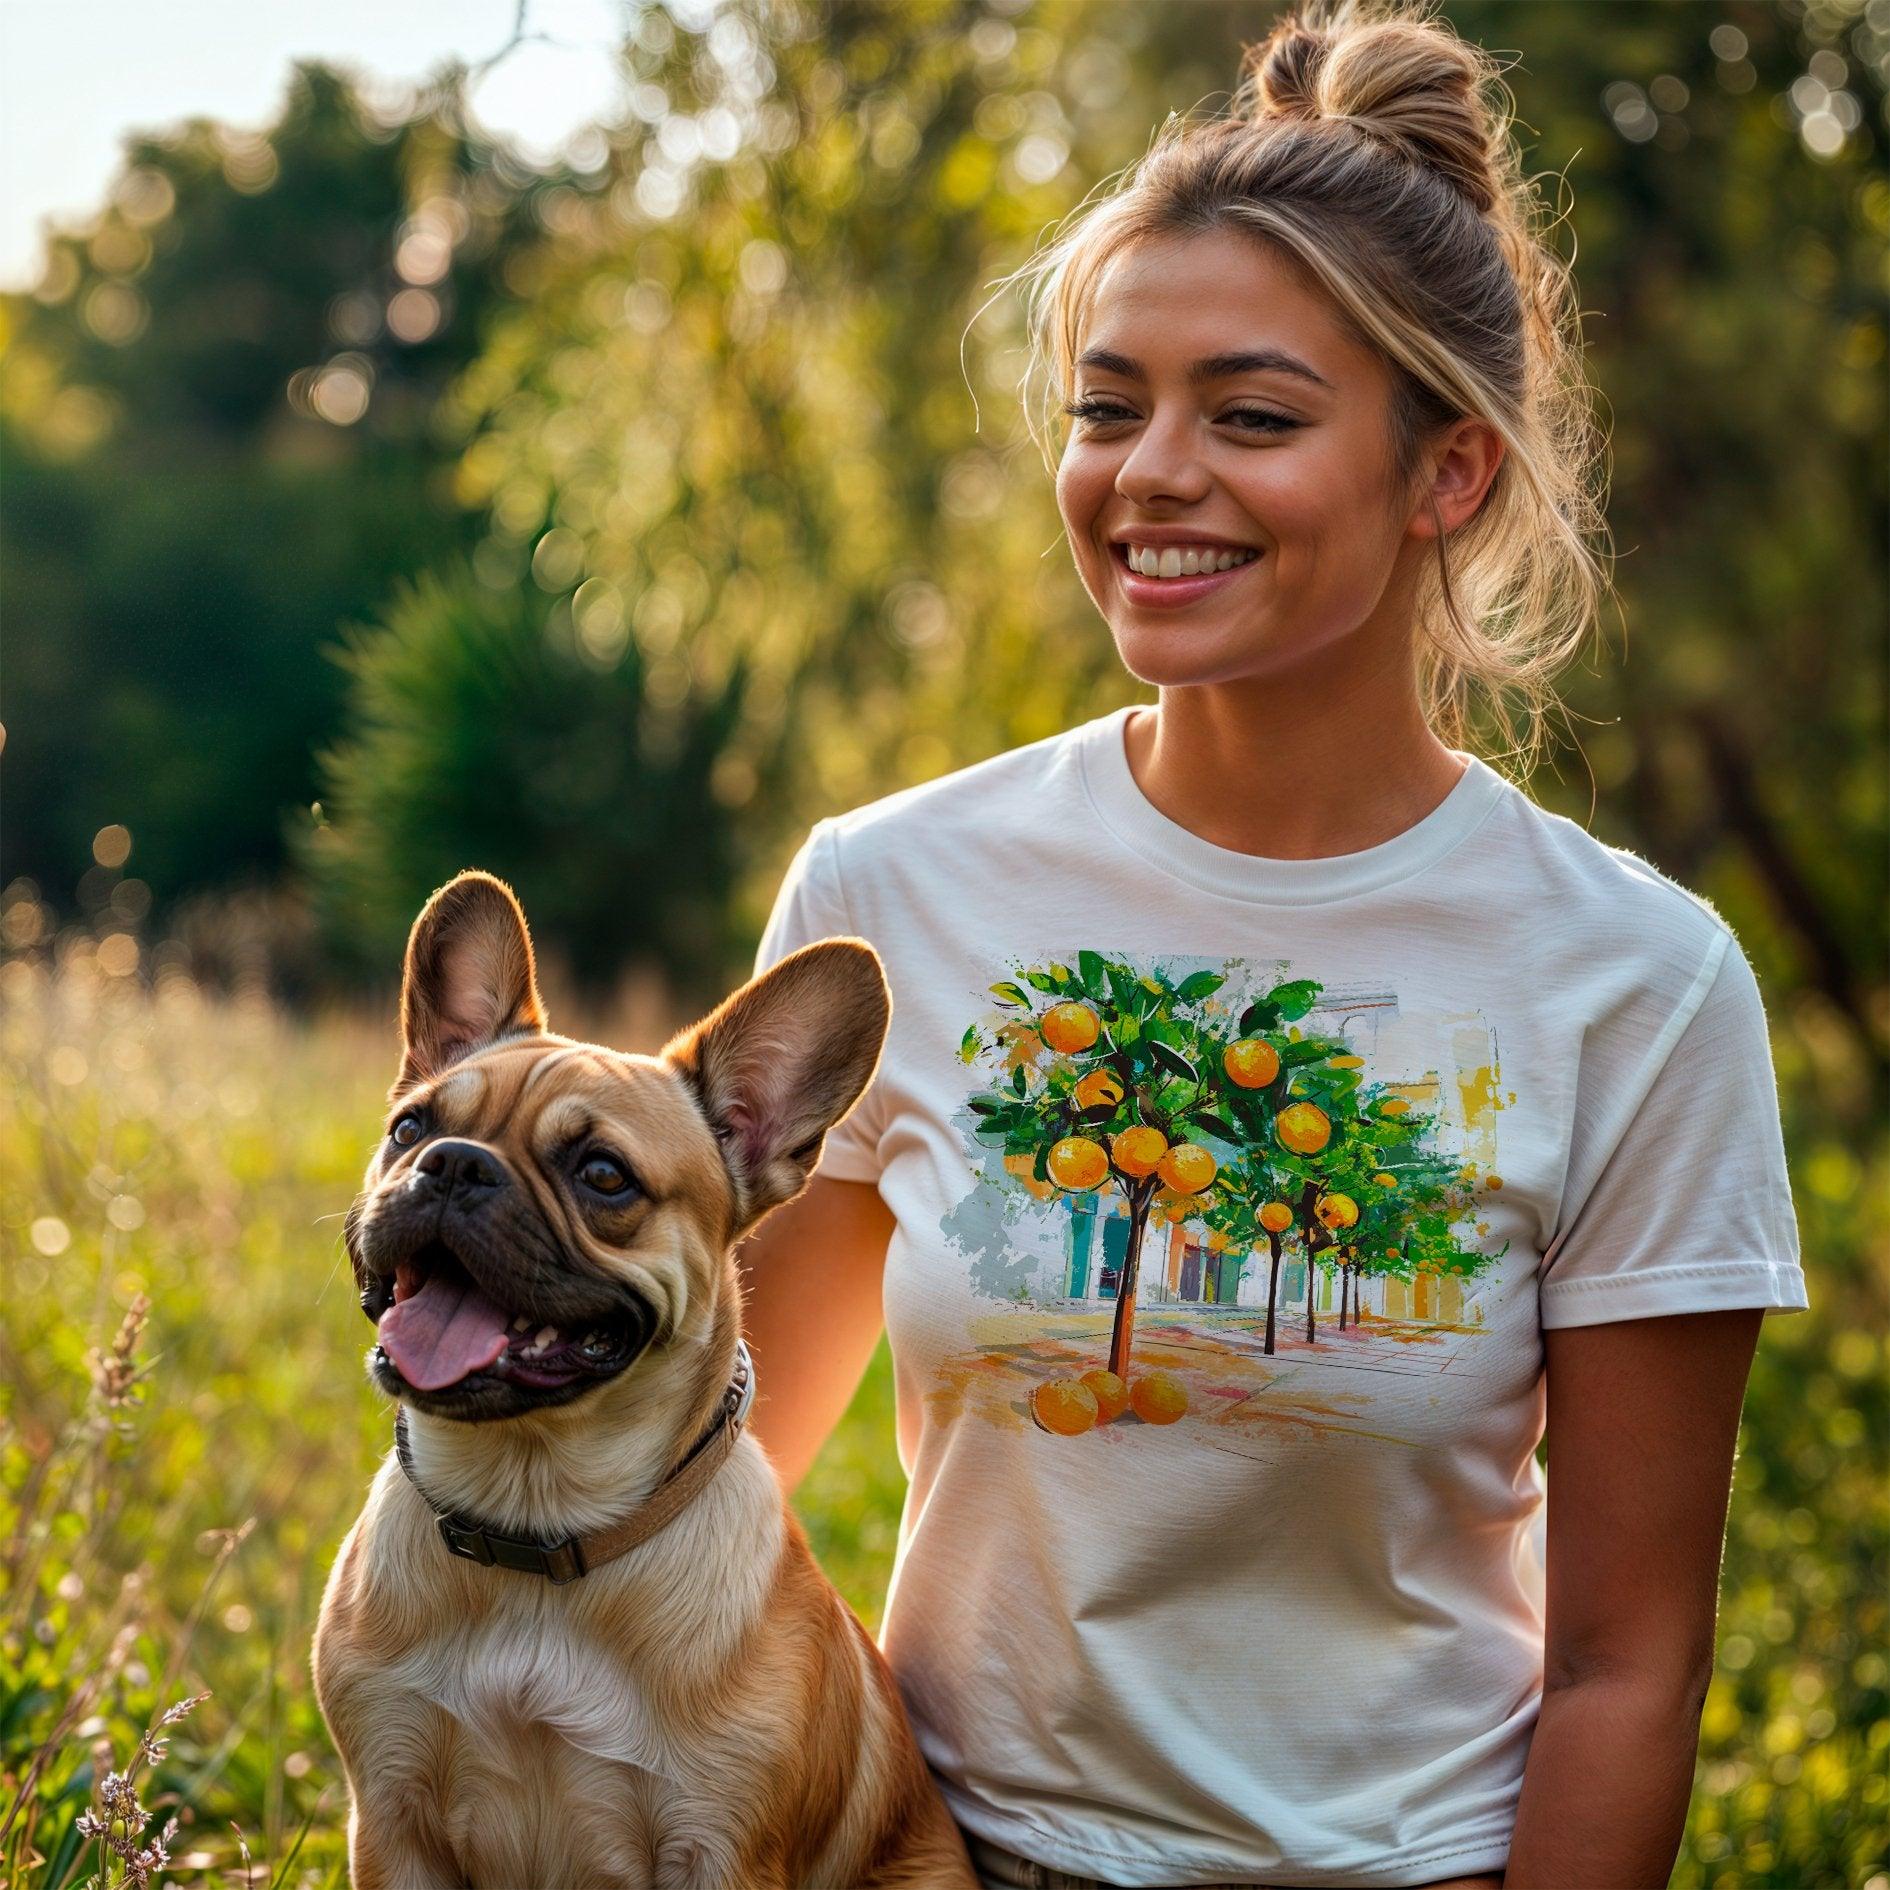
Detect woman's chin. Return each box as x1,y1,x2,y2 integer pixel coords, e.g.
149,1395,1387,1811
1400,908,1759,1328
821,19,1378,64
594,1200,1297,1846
1108,623,1268,690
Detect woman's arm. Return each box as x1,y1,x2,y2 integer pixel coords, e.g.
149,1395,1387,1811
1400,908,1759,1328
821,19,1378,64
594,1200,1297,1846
735,1173,896,1496
1502,1307,1766,1889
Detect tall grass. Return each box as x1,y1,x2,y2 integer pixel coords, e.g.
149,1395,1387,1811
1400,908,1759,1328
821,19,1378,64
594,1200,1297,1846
1,925,1882,1886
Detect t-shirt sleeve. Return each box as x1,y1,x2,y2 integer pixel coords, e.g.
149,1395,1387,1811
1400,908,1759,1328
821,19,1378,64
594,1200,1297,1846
1537,927,1808,1328
749,818,886,1185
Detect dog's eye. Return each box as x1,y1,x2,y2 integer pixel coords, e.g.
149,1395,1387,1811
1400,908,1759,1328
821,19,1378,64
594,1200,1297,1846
579,1153,633,1197
389,1112,424,1148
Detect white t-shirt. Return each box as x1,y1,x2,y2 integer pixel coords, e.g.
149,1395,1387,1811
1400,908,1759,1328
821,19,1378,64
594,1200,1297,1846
753,705,1807,1889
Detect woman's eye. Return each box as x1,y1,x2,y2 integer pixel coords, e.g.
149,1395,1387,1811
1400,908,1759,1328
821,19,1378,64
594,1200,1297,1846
1222,407,1300,434
1062,397,1300,435
1063,397,1134,426
390,1113,424,1148
580,1154,632,1196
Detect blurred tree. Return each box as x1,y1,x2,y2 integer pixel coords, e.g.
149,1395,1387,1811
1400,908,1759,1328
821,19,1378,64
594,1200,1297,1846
0,62,551,915
305,565,746,999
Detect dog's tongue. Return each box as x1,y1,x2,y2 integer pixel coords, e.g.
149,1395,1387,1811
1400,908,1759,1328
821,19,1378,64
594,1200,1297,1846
377,1271,510,1390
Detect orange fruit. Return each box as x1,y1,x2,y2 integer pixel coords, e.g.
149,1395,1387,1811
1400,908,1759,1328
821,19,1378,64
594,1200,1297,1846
1158,1142,1216,1193
1222,1038,1280,1089
1041,1002,1100,1054
1275,1101,1331,1155
1315,1191,1359,1231
1373,1172,1397,1189
1073,1068,1124,1111
1031,1379,1099,1435
1162,1196,1190,1223
1002,1152,1060,1202
1129,1371,1188,1424
1046,1136,1108,1192
1259,1200,1294,1234
1079,1368,1129,1423
1111,1125,1168,1177
1485,1173,1504,1190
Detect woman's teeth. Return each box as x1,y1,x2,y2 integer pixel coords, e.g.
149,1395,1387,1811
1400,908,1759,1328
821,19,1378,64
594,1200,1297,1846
1123,544,1260,577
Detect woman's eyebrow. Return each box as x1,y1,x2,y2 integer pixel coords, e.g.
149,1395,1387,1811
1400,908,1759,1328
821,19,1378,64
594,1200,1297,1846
1075,346,1334,391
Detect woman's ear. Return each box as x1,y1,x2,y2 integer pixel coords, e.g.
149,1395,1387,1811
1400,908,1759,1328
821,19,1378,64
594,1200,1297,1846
1409,416,1506,539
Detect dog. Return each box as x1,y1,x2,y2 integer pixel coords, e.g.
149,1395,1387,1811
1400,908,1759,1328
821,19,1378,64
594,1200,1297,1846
312,870,976,1890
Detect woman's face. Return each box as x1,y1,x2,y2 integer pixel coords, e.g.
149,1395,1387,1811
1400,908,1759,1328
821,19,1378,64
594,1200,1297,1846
1054,227,1470,690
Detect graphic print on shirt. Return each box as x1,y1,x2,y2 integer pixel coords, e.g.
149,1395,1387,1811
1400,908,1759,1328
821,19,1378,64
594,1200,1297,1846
936,950,1513,1449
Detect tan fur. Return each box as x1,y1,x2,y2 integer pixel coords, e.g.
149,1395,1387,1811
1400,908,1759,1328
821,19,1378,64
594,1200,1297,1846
314,874,973,1889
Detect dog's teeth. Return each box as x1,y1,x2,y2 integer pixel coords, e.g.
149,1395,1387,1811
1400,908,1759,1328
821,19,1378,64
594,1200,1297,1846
512,1316,531,1333
534,1325,557,1347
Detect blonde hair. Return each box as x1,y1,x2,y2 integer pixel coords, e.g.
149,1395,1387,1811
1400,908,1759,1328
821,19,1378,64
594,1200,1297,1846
1009,0,1612,774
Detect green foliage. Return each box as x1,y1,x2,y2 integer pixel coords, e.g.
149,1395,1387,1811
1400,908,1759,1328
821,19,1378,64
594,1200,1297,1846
304,566,745,997
1,63,546,922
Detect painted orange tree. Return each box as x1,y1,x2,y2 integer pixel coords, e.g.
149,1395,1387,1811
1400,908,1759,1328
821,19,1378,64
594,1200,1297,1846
1198,1152,1301,1354
1208,1077,1503,1342
963,957,1356,1428
1351,1141,1507,1320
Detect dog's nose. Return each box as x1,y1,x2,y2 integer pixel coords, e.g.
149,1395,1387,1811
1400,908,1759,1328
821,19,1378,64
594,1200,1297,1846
416,1139,507,1195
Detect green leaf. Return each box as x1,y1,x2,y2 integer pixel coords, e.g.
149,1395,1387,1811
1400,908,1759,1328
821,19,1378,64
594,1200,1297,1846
959,1024,980,1064
1024,968,1062,993
1078,949,1105,991
1280,1038,1334,1068
967,1094,1005,1116
1106,962,1139,1011
1150,1040,1198,1082
1190,1113,1241,1142
989,981,1031,1008
1268,979,1319,1020
1011,1063,1028,1097
1177,970,1225,1001
1238,1001,1281,1035
1032,1141,1052,1182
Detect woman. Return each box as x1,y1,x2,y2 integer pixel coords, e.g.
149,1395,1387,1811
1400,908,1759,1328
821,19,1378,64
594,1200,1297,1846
743,4,1808,1886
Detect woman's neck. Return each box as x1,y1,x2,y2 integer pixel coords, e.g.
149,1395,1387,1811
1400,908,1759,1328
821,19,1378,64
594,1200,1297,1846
1124,683,1468,862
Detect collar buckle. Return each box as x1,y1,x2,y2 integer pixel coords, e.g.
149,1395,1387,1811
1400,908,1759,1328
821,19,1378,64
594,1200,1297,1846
436,1514,587,1585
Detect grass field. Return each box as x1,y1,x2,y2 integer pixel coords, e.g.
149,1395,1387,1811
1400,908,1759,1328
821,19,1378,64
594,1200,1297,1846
2,937,1883,1888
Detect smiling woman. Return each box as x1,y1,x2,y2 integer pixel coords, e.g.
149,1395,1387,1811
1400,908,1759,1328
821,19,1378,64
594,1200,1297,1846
1014,0,1608,793
733,3,1809,1889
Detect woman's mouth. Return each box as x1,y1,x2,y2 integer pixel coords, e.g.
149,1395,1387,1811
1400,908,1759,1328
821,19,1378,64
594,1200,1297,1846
1110,541,1261,608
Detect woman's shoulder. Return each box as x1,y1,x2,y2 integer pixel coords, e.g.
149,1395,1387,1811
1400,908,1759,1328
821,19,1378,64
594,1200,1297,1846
819,715,1104,850
1478,765,1741,979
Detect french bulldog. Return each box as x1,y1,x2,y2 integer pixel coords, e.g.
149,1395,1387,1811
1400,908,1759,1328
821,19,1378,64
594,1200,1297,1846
313,870,975,1889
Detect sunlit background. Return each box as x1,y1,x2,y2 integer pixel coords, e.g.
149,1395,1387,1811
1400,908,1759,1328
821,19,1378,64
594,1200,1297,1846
2,2,1884,1885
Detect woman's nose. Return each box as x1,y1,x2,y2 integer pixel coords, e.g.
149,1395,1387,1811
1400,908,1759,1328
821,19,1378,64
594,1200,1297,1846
1113,409,1212,508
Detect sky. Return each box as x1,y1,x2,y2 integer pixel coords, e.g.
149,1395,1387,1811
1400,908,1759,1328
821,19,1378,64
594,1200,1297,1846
0,0,632,290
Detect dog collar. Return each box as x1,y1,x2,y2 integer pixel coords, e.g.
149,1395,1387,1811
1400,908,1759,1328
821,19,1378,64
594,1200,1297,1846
393,1338,755,1585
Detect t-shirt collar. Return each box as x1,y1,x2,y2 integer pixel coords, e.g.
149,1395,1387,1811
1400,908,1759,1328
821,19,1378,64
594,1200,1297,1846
1076,706,1509,907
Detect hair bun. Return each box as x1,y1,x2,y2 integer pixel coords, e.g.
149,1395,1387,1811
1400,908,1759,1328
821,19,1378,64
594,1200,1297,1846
1238,3,1505,217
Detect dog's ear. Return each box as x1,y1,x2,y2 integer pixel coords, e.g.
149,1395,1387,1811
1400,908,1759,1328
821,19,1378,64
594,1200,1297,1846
662,938,891,1233
395,871,547,1090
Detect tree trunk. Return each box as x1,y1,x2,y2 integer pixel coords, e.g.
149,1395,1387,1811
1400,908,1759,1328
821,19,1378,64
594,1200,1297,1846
1106,1177,1159,1380
1264,1233,1282,1356
1299,1179,1322,1344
